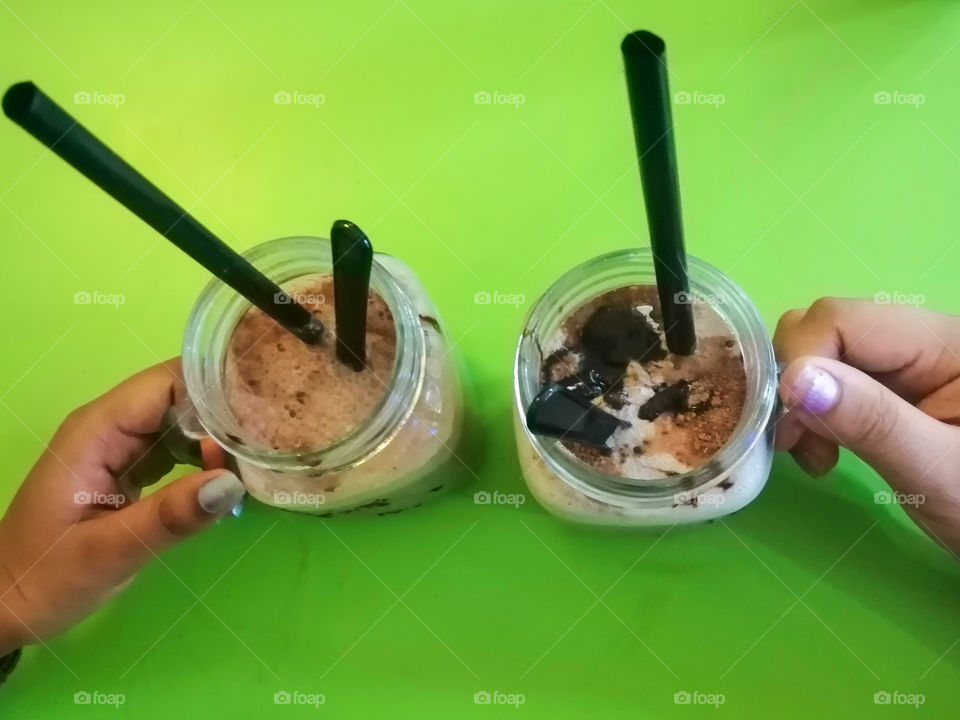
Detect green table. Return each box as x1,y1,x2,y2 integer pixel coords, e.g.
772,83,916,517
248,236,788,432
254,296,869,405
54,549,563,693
2,0,959,716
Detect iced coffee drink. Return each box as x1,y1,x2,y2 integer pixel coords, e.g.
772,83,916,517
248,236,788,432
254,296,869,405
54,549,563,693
514,249,778,527
175,236,465,515
224,275,397,452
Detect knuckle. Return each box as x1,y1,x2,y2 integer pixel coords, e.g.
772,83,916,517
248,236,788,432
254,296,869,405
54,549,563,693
774,308,805,335
61,402,96,432
155,498,195,539
773,309,806,353
846,386,899,448
807,296,847,320
779,308,806,325
773,308,804,340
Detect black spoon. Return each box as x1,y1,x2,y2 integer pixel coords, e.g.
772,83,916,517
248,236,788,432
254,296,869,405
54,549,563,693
526,384,629,452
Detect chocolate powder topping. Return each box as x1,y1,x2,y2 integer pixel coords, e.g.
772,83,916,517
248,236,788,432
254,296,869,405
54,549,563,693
532,285,747,477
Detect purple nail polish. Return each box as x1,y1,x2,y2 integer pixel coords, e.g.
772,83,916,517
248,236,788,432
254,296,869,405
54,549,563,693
794,365,840,414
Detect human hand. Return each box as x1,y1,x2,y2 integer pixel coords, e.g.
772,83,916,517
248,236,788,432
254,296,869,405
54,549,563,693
0,360,243,656
774,298,960,555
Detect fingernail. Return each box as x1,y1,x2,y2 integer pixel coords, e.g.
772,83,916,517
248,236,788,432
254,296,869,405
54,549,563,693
198,473,245,515
792,364,840,415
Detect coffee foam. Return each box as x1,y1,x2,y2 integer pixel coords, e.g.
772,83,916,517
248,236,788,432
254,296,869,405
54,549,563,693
224,274,397,451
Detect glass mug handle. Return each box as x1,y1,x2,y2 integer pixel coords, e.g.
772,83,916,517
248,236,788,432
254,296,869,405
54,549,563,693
161,393,206,467
774,361,786,417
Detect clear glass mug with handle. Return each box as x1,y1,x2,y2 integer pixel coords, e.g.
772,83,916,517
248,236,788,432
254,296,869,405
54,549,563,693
164,236,466,516
512,248,779,528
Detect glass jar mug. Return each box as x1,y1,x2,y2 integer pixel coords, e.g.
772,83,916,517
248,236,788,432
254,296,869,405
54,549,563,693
166,236,466,516
513,249,778,528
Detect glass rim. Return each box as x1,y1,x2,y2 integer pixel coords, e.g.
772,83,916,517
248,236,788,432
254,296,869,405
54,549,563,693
182,235,426,473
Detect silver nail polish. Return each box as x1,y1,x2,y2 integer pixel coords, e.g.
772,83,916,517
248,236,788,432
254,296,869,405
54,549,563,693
198,473,246,515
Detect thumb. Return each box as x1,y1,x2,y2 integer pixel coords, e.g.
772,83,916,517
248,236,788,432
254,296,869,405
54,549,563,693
106,470,245,564
780,356,959,496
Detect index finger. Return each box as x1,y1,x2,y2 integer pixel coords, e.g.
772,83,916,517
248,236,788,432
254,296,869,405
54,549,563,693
49,359,185,469
81,358,185,437
773,298,960,402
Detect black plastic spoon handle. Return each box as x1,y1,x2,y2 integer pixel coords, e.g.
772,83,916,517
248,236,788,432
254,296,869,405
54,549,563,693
2,81,323,345
526,384,629,452
621,32,696,355
331,220,373,371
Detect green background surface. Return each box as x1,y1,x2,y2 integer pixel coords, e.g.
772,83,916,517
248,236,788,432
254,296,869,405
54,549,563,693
2,0,959,717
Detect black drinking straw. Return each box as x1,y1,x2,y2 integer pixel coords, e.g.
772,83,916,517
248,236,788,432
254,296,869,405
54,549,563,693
330,220,373,371
621,32,696,355
2,81,324,346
